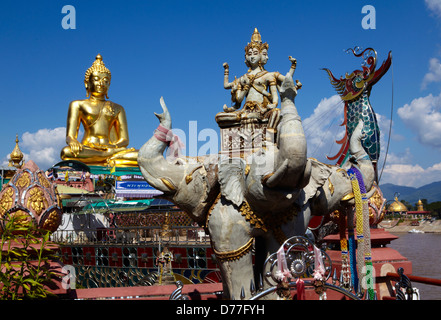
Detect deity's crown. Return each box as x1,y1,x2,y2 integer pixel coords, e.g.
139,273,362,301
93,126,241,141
245,28,269,53
84,54,111,83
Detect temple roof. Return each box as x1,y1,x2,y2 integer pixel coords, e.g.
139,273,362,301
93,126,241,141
387,196,408,212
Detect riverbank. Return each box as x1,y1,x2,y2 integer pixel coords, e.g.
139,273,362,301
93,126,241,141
380,219,441,233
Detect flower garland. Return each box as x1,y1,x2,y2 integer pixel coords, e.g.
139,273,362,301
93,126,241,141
347,166,375,299
338,211,351,288
347,209,358,292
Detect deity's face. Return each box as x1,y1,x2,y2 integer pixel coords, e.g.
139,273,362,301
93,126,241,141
246,47,261,68
87,71,111,97
261,48,268,65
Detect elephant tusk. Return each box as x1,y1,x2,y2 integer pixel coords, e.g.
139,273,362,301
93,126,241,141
185,165,203,184
341,192,355,202
160,177,177,191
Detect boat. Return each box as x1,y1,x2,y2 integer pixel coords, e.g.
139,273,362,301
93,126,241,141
408,228,425,234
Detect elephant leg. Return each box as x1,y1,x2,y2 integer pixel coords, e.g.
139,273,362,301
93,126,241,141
207,198,254,300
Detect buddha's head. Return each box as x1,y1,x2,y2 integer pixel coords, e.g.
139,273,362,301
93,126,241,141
244,28,269,69
84,54,112,98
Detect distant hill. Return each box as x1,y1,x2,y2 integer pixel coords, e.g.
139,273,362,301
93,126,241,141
379,181,441,205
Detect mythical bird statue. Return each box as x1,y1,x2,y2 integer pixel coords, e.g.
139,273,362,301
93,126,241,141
322,47,392,180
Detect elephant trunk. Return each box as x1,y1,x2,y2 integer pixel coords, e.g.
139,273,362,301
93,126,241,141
137,97,186,195
265,75,308,189
138,98,218,223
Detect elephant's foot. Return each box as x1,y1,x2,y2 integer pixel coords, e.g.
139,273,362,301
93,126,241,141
208,198,255,299
215,248,255,300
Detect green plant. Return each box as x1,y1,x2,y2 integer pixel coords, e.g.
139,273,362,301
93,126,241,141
0,214,58,299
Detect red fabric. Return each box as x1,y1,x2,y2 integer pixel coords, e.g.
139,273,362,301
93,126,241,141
296,278,305,300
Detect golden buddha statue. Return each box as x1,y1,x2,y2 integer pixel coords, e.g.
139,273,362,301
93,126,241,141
60,54,138,167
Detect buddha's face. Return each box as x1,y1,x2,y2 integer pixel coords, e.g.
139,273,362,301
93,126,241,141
87,71,111,97
246,47,261,67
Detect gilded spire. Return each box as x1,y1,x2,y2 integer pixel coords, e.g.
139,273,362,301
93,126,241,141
417,199,424,211
8,134,24,168
251,28,262,43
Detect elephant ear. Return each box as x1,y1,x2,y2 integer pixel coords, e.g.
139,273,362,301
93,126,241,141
218,157,246,207
298,159,333,206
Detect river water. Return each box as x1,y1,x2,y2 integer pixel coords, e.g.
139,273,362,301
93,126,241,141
389,232,441,300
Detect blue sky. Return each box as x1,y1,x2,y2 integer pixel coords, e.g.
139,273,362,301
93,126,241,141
1,0,441,188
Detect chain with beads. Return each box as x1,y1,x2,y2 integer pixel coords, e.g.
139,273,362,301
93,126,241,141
348,166,375,299
338,210,351,288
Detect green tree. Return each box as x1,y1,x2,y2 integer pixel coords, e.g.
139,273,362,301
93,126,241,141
0,214,59,300
426,201,441,219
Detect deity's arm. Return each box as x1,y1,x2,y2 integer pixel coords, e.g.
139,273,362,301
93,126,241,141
223,63,235,89
65,101,83,155
286,56,297,79
112,105,130,148
274,57,297,84
268,83,279,108
234,75,249,105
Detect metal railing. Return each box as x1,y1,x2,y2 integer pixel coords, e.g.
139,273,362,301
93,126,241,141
386,267,441,300
51,225,211,246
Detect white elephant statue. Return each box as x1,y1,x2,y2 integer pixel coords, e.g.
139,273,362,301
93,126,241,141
138,72,376,299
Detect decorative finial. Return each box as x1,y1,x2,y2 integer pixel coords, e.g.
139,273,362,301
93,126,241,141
245,28,268,53
9,134,24,168
251,28,262,43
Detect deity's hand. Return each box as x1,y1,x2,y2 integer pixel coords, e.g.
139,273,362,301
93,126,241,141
68,138,83,156
223,62,229,71
289,56,297,68
267,103,277,110
88,143,109,151
223,104,239,112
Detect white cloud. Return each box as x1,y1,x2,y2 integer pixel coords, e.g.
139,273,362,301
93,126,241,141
18,127,66,170
382,148,413,166
425,0,441,17
397,92,441,150
380,162,441,187
421,58,441,90
21,127,66,150
303,95,345,162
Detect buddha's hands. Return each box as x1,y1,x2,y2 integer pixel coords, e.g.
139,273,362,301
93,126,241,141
67,138,83,156
88,143,109,151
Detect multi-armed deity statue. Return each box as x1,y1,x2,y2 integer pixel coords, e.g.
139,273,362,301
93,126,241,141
216,28,301,132
60,54,138,167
